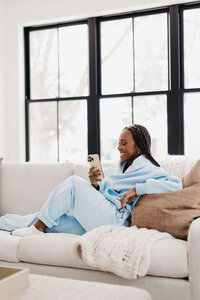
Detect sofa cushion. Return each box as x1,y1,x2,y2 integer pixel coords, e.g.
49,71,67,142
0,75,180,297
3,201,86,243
148,238,188,278
0,162,73,215
72,162,113,182
131,182,200,240
17,232,188,278
182,159,200,188
17,233,89,269
157,155,198,179
0,230,21,262
131,157,200,240
73,164,89,182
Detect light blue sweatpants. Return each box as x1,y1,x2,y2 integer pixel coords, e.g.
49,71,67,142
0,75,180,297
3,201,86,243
0,176,129,235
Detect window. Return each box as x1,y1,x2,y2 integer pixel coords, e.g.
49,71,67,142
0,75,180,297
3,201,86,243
183,6,200,156
26,23,89,162
29,102,57,162
101,18,133,94
30,29,58,100
132,95,167,156
58,100,87,162
100,97,132,161
25,3,200,162
183,8,200,89
184,93,200,156
100,12,168,160
134,14,168,92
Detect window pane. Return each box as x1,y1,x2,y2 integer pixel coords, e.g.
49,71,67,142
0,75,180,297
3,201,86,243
29,102,57,162
59,25,89,97
184,9,200,88
133,95,167,156
134,14,168,92
30,29,58,99
101,19,133,94
184,93,200,155
100,98,132,161
59,100,87,162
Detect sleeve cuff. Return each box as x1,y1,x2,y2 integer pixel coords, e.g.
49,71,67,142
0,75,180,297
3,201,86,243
135,183,147,195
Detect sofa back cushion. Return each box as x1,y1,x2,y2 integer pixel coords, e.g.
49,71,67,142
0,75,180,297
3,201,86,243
182,159,200,188
73,164,90,182
131,158,200,240
73,156,199,181
0,162,73,215
0,156,198,218
73,162,114,182
156,155,198,179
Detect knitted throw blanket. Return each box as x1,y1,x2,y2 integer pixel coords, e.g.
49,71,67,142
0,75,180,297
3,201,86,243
73,225,173,279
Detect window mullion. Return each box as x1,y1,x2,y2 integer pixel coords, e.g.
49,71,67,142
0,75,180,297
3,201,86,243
57,27,60,162
88,18,100,156
132,17,135,93
24,28,31,161
168,5,184,154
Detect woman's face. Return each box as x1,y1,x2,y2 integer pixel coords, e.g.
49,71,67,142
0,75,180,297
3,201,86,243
117,129,140,165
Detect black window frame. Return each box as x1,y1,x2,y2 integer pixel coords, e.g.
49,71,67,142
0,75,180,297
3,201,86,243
24,2,200,162
24,20,92,161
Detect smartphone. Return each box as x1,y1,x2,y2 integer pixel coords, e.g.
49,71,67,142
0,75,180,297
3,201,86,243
88,154,104,180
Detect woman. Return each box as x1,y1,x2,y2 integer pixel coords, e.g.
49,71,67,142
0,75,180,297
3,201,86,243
0,124,182,237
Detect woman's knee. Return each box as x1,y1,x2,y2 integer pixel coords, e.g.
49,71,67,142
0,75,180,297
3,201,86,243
69,175,88,187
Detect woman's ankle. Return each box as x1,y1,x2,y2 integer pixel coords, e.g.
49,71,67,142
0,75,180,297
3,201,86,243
34,219,46,232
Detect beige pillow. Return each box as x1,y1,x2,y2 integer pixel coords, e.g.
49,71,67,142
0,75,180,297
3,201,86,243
0,157,3,165
131,160,200,240
182,159,200,188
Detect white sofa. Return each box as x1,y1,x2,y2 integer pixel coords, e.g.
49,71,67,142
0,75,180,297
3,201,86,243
0,156,200,300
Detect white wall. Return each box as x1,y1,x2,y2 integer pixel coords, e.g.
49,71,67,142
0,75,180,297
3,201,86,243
0,0,6,159
0,0,199,161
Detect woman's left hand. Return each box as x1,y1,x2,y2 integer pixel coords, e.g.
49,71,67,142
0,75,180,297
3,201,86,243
120,186,136,211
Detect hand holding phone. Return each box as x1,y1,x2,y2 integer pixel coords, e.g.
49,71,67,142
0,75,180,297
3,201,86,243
88,154,104,183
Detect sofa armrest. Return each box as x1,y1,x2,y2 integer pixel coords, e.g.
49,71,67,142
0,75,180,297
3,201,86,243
188,217,200,300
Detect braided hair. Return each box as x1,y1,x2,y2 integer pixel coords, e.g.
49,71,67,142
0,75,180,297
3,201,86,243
124,124,160,167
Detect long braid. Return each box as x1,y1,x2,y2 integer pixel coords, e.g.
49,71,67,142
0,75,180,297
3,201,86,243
124,124,160,167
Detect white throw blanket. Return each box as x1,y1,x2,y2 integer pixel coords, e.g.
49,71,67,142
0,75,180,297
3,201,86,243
73,225,173,279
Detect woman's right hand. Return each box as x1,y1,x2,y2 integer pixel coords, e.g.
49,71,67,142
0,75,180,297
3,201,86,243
88,166,102,187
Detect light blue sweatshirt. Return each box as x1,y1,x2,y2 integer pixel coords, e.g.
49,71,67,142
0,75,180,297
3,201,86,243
99,154,182,213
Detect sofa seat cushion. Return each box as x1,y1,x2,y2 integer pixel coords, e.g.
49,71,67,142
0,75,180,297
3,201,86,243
17,232,188,279
17,233,89,269
0,230,21,262
148,238,188,278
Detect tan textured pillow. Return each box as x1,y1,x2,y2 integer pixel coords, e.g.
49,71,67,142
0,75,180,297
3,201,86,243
0,157,3,165
131,179,200,240
182,159,200,188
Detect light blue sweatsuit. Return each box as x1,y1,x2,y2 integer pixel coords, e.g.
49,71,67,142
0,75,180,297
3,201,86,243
0,155,182,235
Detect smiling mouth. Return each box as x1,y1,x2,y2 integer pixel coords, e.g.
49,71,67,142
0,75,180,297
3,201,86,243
120,153,126,157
